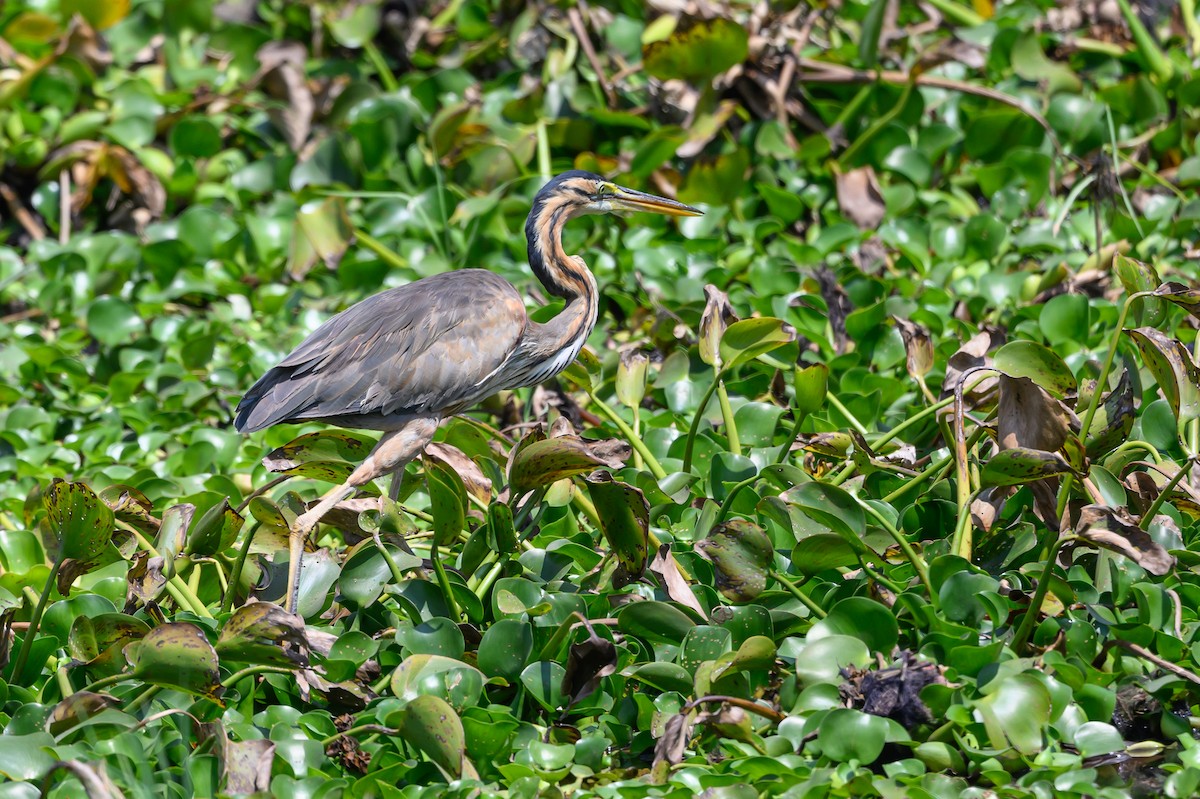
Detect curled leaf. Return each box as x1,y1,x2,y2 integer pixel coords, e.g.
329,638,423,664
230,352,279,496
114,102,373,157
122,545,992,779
1152,281,1200,320
894,318,933,379
1085,370,1136,459
262,430,375,482
616,349,650,409
980,447,1077,487
216,602,310,668
1074,505,1175,576
997,375,1079,453
649,544,707,619
426,443,492,506
1127,328,1200,425
585,472,649,582
126,622,223,702
508,435,629,494
699,284,737,368
942,329,1004,407
561,621,617,710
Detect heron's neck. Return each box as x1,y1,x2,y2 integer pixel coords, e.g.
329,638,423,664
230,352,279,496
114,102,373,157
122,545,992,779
524,199,599,367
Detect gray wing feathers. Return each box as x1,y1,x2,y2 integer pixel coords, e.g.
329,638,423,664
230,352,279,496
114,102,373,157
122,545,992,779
235,270,527,432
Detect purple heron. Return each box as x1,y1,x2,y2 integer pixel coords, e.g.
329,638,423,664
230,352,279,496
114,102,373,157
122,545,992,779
235,171,702,613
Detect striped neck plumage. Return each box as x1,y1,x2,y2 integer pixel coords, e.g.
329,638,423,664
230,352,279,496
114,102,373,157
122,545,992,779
525,192,598,306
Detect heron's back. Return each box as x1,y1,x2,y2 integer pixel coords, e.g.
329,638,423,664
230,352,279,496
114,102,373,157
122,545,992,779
235,270,528,432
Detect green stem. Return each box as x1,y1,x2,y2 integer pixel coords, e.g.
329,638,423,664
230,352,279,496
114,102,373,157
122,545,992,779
1011,538,1067,653
950,488,980,562
632,405,643,470
825,392,870,436
1060,292,1149,519
714,474,760,527
430,539,463,622
124,686,162,715
769,570,827,619
874,396,955,450
221,665,296,689
829,396,958,486
856,563,906,595
188,561,203,598
362,40,399,92
223,521,259,614
1182,0,1200,58
355,230,407,270
858,500,934,602
12,558,62,684
681,376,722,473
1113,0,1174,81
588,391,667,479
921,0,986,25
716,380,741,456
572,488,603,532
372,531,407,589
881,455,952,505
1106,439,1162,466
775,410,807,465
839,81,914,167
55,663,73,699
80,671,135,695
474,558,506,600
321,724,399,748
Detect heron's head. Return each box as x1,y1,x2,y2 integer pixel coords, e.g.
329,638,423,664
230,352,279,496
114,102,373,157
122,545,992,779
533,170,703,220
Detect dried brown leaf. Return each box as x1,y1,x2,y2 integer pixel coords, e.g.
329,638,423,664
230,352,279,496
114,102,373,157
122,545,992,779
894,317,933,379
561,621,617,710
256,41,313,152
942,329,1005,406
835,166,885,229
649,544,707,620
1074,505,1175,576
997,375,1079,452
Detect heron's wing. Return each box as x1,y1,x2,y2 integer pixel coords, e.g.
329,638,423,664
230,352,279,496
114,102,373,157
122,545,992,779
235,270,527,431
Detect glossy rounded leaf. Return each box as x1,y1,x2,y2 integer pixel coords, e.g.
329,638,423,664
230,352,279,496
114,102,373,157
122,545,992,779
783,482,865,540
520,661,568,712
86,297,143,346
809,597,898,655
791,534,862,576
817,708,888,763
397,695,470,779
477,619,533,681
617,601,697,644
390,654,485,711
977,673,1051,754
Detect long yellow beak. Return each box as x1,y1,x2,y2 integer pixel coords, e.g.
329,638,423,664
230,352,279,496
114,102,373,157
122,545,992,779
611,186,703,217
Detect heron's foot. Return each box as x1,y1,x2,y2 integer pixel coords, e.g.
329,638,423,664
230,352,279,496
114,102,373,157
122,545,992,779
293,510,321,538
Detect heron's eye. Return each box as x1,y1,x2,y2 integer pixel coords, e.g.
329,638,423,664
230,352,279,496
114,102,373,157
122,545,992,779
595,182,615,197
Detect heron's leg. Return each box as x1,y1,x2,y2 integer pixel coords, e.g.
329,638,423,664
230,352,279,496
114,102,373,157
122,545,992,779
285,416,440,614
387,467,406,503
